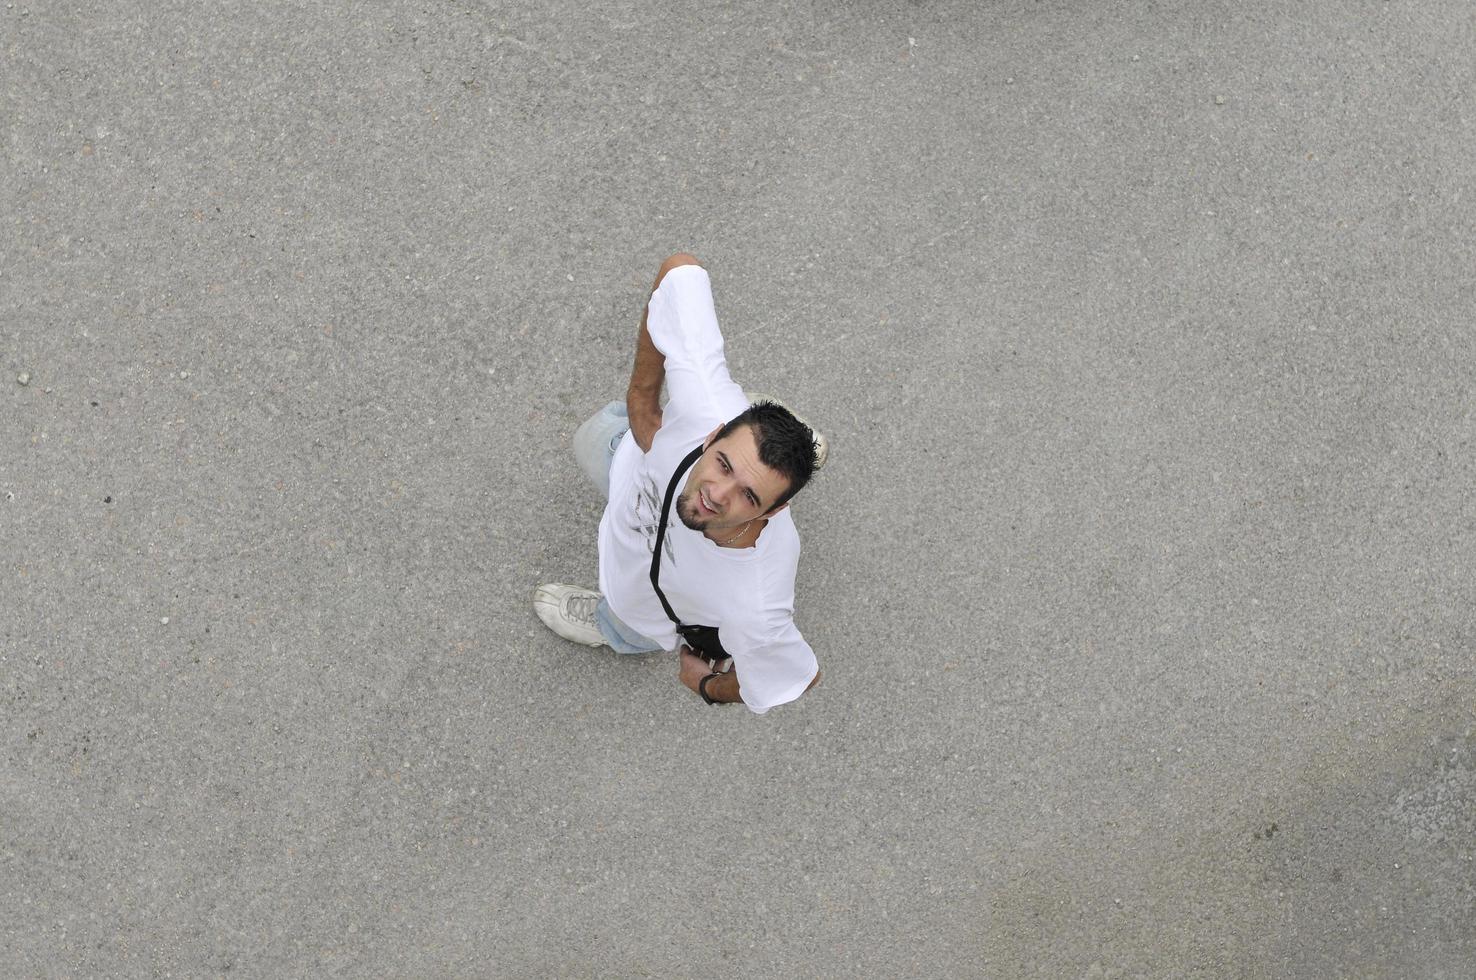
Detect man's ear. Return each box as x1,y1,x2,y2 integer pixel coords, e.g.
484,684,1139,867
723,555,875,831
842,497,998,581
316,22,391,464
762,502,789,519
702,425,722,450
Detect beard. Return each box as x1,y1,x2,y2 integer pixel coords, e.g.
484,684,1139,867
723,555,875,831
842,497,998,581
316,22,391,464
675,489,711,532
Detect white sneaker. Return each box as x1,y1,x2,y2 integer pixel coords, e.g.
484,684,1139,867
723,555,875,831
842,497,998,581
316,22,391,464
743,392,829,470
533,583,606,647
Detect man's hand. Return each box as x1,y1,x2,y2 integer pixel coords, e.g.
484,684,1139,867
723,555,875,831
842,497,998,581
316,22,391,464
677,646,712,693
678,646,740,703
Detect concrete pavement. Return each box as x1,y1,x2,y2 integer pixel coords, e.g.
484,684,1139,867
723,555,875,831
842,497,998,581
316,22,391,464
4,1,1473,976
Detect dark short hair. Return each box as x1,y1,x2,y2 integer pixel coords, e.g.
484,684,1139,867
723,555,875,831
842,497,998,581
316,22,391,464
714,400,816,511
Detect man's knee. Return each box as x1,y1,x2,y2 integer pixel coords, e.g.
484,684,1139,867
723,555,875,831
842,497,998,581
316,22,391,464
654,252,701,289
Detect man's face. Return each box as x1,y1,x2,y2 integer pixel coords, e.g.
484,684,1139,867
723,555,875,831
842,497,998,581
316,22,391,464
676,424,792,533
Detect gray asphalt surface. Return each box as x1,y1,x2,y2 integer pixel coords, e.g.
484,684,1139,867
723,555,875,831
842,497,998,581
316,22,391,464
4,1,1474,977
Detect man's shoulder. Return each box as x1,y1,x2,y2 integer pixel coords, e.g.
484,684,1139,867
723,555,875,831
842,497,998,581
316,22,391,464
645,416,721,466
766,512,801,551
737,519,803,596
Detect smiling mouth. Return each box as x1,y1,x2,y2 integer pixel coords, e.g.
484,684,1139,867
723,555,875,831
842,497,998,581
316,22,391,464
698,489,718,516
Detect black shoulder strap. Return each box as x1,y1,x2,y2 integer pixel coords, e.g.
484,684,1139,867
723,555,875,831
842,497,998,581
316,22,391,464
649,443,705,627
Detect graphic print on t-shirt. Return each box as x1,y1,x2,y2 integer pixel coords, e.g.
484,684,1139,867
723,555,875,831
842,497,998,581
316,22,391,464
630,473,676,564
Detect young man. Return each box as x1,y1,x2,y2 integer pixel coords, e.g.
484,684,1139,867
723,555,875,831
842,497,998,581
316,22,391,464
534,253,826,713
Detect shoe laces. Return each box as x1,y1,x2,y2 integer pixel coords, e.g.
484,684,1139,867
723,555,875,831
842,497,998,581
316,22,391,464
566,593,600,625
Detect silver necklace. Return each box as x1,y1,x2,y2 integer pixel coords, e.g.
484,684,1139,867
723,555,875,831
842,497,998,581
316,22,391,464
717,520,754,546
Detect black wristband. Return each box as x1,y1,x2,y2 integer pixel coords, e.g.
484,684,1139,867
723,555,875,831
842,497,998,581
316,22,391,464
699,672,724,705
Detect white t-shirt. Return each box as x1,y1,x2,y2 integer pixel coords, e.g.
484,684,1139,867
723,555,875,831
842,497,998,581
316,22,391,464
598,265,818,714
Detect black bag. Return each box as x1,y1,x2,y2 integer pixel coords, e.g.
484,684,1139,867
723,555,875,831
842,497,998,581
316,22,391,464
649,443,732,668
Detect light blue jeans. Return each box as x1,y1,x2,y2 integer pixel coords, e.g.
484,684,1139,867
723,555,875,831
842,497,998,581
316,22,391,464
573,400,664,655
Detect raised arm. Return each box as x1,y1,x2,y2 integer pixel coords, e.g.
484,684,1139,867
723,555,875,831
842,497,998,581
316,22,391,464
626,252,702,452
